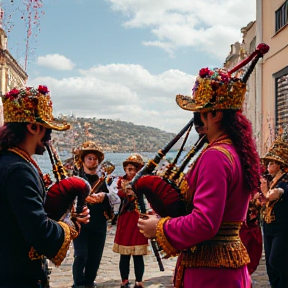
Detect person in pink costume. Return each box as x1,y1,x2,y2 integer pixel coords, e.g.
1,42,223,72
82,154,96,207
138,65,262,287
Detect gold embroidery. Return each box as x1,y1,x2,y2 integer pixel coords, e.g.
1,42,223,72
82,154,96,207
174,222,250,288
51,221,78,266
156,217,179,258
209,146,234,165
112,244,149,255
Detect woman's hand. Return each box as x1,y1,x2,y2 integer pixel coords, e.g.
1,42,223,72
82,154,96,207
85,192,106,204
137,214,160,238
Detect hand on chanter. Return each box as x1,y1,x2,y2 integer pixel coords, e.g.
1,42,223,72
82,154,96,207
86,192,106,204
137,214,160,239
75,206,90,224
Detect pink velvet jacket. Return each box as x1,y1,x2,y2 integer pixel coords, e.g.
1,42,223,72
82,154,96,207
162,140,252,288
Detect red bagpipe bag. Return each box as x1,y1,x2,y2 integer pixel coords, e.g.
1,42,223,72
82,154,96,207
239,197,263,275
133,175,187,217
44,176,91,221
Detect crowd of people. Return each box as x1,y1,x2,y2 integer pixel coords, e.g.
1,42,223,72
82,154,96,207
1,45,288,288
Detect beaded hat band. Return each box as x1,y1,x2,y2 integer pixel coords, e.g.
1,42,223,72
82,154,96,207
2,85,70,131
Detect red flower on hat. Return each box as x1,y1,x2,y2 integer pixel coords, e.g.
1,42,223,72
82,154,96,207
38,85,49,95
5,88,20,100
219,73,229,84
199,67,210,78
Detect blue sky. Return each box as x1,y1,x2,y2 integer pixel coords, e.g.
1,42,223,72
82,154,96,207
1,0,256,133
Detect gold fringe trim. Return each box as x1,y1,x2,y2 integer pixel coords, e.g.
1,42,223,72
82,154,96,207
156,217,179,258
51,221,78,266
28,221,78,266
174,221,250,288
112,243,149,255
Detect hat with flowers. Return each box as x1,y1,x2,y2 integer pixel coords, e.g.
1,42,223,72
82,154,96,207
261,126,288,168
176,43,270,112
2,85,70,131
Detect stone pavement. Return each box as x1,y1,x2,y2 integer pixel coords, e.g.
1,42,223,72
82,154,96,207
49,225,270,288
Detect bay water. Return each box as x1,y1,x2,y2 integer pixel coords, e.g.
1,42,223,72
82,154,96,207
34,150,179,177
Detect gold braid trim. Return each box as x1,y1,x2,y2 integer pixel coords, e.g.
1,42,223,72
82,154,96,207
174,221,250,288
209,146,234,166
28,222,78,266
51,221,78,266
156,217,179,258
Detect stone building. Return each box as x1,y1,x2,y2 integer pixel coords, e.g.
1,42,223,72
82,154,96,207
259,0,288,153
223,21,262,149
0,20,28,126
225,0,288,155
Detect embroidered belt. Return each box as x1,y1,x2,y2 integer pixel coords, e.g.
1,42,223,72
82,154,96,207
175,222,250,288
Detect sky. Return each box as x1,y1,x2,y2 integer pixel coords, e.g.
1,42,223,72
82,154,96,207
1,0,256,133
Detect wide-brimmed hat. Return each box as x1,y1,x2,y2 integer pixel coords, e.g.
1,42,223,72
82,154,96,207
79,141,104,164
176,43,269,112
261,126,288,167
2,85,70,131
123,153,144,170
176,67,246,112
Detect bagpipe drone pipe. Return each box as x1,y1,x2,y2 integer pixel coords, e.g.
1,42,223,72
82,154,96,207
131,43,270,219
43,141,91,221
130,43,270,271
130,117,207,272
131,117,207,218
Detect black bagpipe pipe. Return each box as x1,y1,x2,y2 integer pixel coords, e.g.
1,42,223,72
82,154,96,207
130,43,271,219
129,43,271,271
131,117,207,218
43,141,91,221
130,118,207,271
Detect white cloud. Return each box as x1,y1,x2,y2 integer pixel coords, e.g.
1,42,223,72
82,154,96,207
107,0,256,59
36,54,75,70
27,64,195,133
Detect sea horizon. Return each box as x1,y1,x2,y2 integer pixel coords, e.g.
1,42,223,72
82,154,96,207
34,150,179,177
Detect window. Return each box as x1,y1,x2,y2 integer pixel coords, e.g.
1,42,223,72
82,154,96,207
275,0,288,32
275,67,288,129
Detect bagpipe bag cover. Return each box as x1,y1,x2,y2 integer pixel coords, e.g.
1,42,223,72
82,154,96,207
44,176,91,221
134,175,187,218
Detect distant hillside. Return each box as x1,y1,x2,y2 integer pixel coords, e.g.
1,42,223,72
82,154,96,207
53,116,178,153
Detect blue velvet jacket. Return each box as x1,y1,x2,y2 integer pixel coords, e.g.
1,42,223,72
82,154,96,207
0,151,65,287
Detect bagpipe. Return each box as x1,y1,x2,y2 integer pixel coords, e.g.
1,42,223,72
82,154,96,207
131,43,270,218
43,141,91,221
130,43,270,271
131,117,207,218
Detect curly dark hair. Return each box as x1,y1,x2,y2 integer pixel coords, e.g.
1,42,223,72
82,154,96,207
222,110,260,195
0,123,28,152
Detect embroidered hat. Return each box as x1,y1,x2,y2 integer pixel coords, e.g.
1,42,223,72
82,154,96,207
261,126,288,167
2,85,70,131
176,43,269,112
123,153,145,170
79,140,104,164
